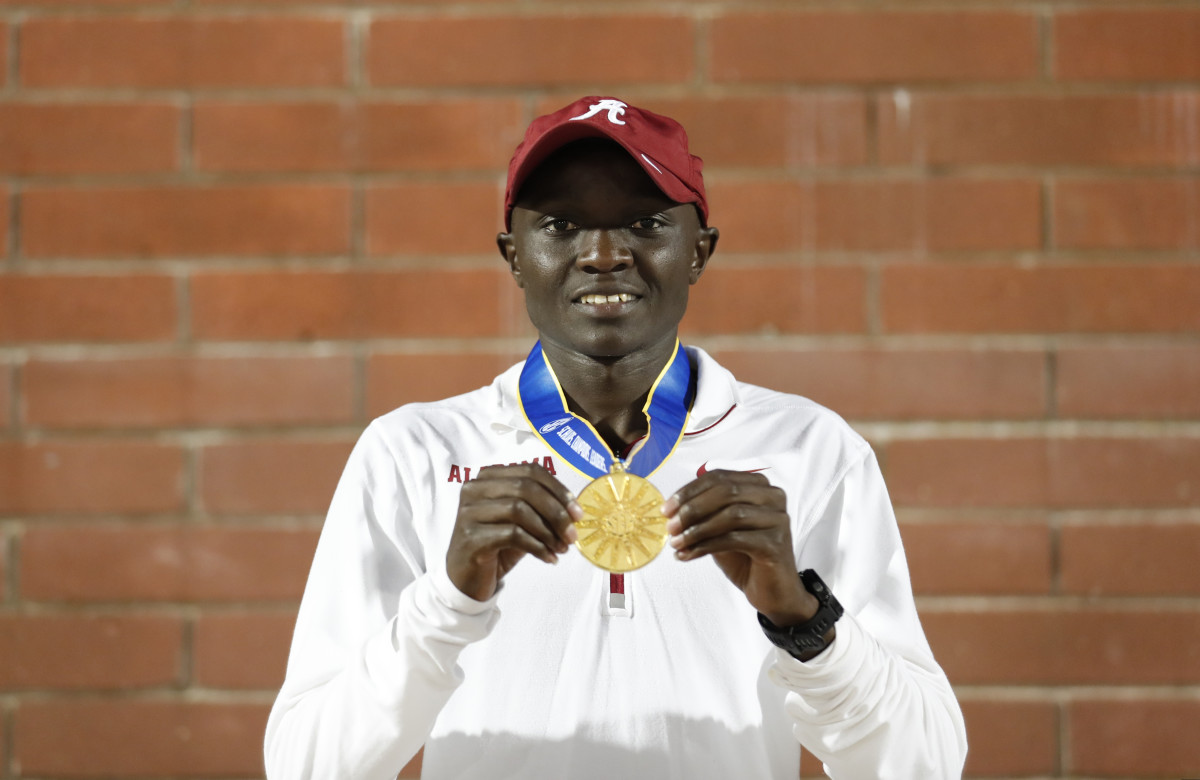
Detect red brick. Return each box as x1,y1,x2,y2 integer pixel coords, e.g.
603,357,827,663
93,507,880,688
361,0,503,4
362,100,524,171
1062,523,1200,596
888,438,1200,509
800,748,822,777
1050,438,1200,508
889,438,1049,508
696,177,796,250
0,103,178,175
199,439,353,515
2,0,168,5
367,351,524,419
193,0,346,5
592,95,869,169
924,609,1200,685
0,442,183,515
193,101,352,173
882,265,1200,334
1068,700,1200,776
21,16,344,88
368,15,693,87
21,525,318,602
188,0,351,5
0,615,181,690
1054,177,1200,251
15,701,269,777
879,92,1200,167
193,98,525,173
193,612,296,688
711,12,1038,84
23,355,355,429
22,185,350,258
190,269,517,341
708,178,1040,253
401,749,423,778
1055,10,1200,81
1058,345,1200,419
0,275,176,343
703,180,806,253
901,520,1052,595
711,348,1046,420
683,266,867,335
366,182,502,256
960,700,1057,777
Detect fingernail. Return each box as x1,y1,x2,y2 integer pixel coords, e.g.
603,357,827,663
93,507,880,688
568,500,584,521
665,518,682,536
668,534,684,549
565,525,578,544
661,496,679,516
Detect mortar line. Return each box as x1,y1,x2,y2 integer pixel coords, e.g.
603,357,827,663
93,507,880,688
6,352,18,434
5,14,17,94
1,699,13,780
1044,342,1058,421
179,615,195,689
179,93,194,174
353,343,368,425
7,183,18,268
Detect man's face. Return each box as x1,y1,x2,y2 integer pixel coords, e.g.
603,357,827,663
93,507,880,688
499,140,717,360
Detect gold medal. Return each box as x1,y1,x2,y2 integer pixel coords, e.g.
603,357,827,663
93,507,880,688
574,461,668,573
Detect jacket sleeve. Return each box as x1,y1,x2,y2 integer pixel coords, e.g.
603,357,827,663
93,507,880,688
263,423,499,779
769,446,968,779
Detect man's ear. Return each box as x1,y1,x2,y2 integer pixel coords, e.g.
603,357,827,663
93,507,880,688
690,226,719,284
497,232,523,288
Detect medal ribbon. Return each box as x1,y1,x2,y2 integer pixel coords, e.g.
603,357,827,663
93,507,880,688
518,340,692,479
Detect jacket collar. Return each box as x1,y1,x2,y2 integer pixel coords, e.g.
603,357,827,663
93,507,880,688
490,346,739,439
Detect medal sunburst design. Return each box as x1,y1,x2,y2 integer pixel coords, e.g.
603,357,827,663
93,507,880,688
575,468,668,573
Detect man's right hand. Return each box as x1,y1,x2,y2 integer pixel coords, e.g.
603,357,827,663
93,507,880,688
446,463,583,601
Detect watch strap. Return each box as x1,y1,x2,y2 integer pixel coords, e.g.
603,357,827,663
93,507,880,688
758,569,844,661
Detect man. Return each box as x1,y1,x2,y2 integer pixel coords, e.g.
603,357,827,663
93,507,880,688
265,97,966,779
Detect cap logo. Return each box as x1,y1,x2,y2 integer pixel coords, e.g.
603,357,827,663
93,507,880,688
569,99,628,126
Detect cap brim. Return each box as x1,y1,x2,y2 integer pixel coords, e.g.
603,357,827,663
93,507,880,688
506,122,699,228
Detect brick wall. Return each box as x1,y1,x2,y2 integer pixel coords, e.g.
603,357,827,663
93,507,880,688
1,2,1197,778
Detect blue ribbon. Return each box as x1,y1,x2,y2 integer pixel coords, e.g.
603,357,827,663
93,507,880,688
518,340,693,479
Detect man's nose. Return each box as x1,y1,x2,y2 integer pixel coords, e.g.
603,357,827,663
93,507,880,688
576,229,632,273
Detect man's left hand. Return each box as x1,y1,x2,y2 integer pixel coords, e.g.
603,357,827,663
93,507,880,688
663,469,817,627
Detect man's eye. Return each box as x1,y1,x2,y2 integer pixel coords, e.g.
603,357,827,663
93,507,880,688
633,217,664,230
545,218,576,233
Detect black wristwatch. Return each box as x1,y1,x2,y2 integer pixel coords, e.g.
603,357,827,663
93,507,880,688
757,569,843,661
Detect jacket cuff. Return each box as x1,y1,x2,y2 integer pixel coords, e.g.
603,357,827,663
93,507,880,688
766,612,869,711
363,569,501,706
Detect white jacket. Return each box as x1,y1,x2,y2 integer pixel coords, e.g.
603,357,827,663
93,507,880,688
265,348,967,779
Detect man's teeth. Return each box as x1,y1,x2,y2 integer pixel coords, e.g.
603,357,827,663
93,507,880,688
580,293,635,304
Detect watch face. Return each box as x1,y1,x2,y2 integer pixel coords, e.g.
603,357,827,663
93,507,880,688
801,569,844,618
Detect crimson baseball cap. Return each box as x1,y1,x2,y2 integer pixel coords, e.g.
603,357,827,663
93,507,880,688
503,96,708,229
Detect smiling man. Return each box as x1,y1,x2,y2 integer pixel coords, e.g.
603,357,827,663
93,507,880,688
265,97,967,779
